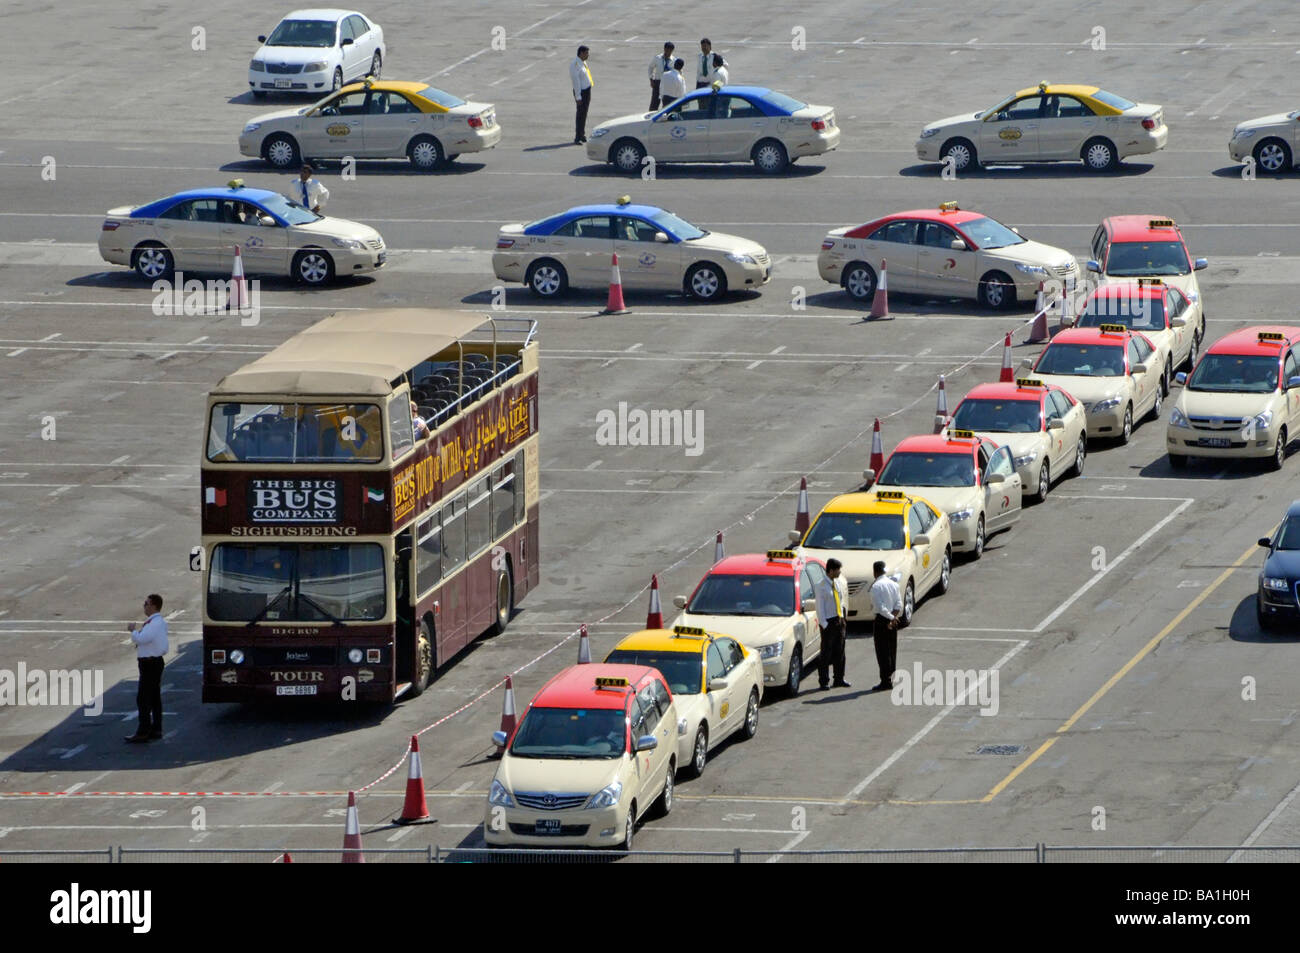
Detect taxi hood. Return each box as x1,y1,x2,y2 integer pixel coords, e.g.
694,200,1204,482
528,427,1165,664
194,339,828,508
291,216,382,242
1175,388,1279,420
497,752,627,797
878,485,977,515
247,105,309,126
984,239,1076,271
670,612,791,647
1235,112,1297,132
686,230,766,258
802,548,907,586
968,431,1044,461
1033,375,1126,404
920,111,981,135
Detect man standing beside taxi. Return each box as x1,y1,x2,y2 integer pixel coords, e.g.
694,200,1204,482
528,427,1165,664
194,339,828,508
289,164,329,214
648,41,675,111
660,58,687,109
869,561,904,692
815,558,850,690
570,45,594,144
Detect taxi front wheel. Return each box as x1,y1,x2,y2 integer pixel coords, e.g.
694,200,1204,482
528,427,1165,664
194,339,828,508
293,249,334,285
686,263,727,301
263,133,301,169
741,689,760,740
1269,429,1288,472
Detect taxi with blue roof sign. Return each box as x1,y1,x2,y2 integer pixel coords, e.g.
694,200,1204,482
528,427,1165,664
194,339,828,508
97,180,386,285
492,197,770,301
605,626,762,779
586,85,839,174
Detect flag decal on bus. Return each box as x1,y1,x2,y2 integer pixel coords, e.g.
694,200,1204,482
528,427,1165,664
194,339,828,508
366,488,385,503
204,487,227,506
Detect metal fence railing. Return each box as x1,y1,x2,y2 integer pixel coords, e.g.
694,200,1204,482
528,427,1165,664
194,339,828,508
2,844,1296,863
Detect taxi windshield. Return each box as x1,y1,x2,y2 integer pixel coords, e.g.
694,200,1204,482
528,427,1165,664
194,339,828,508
960,216,1024,250
1035,343,1126,377
604,650,701,695
254,192,321,226
1185,354,1279,393
1276,516,1300,551
687,574,794,616
509,707,627,759
1078,295,1165,331
650,209,707,240
266,19,335,48
1105,240,1190,276
805,513,905,551
878,452,974,487
951,398,1041,433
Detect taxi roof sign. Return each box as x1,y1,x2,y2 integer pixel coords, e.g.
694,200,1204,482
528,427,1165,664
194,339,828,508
1136,277,1165,286
1148,218,1176,228
938,201,960,212
766,549,797,561
616,194,631,206
948,428,976,439
876,490,907,500
1098,323,1127,334
227,178,245,189
1015,377,1045,388
1258,331,1286,342
594,676,629,689
1038,80,1049,91
672,625,707,638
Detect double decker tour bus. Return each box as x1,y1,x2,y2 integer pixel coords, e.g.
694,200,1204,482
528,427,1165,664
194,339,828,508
199,309,539,703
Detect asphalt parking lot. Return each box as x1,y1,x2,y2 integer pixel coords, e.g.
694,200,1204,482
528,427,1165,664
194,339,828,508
3,0,1300,860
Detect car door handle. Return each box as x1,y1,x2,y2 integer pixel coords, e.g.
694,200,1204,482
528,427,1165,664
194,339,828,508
752,121,765,126
407,118,419,123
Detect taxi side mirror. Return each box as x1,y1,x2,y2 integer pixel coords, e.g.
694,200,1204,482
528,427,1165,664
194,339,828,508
1132,362,1148,375
1048,418,1065,430
634,734,658,752
950,239,967,251
1019,358,1034,370
672,595,688,609
1194,258,1208,271
259,215,277,227
985,472,1005,485
258,34,267,42
1287,375,1300,391
788,529,802,544
492,730,508,748
341,37,354,47
1010,227,1021,235
912,534,931,547
1175,371,1188,385
708,678,729,692
1086,259,1101,273
862,468,876,483
801,598,817,612
1171,316,1187,328
654,231,669,243
1258,537,1273,548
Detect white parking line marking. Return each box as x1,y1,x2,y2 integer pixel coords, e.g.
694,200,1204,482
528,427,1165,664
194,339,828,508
59,745,86,760
1230,776,1300,862
61,783,86,795
745,361,763,370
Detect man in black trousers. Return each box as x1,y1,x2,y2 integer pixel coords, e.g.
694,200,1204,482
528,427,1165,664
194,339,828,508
869,561,904,691
125,593,169,742
570,45,593,144
815,558,850,689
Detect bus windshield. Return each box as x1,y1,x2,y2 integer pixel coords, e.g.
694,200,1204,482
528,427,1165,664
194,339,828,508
686,574,794,616
509,707,627,759
207,401,384,463
207,543,386,622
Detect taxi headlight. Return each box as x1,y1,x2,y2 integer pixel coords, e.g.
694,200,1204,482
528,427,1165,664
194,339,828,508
1093,395,1123,411
1169,407,1190,428
918,128,938,139
1252,411,1273,431
332,238,365,249
1015,263,1048,276
488,779,515,807
228,649,245,665
249,59,266,72
1262,576,1291,592
590,127,610,138
585,780,623,809
304,61,328,73
725,252,757,265
243,122,262,133
1013,450,1039,468
948,508,974,522
758,642,783,660
1234,128,1255,140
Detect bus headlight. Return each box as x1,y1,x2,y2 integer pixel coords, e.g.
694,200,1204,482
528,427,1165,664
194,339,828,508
229,649,245,664
348,648,363,663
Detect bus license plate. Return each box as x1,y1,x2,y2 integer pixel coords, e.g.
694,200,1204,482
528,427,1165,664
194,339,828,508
274,78,292,89
1199,437,1231,448
276,685,317,696
534,819,562,834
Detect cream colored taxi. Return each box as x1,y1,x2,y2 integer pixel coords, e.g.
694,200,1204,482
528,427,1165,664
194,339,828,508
915,83,1167,172
605,627,763,779
865,432,1023,559
240,79,500,170
493,198,770,301
818,202,1078,309
1228,110,1300,173
1167,327,1300,471
670,550,825,697
1075,278,1200,391
587,85,839,174
1026,325,1166,443
947,379,1087,501
485,664,677,851
790,490,952,628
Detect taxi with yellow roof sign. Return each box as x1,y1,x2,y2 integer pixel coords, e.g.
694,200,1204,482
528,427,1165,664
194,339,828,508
670,549,827,697
485,663,677,850
789,489,952,628
604,626,762,779
1025,324,1167,443
1075,277,1200,390
947,378,1087,501
239,78,500,170
915,82,1167,173
1167,326,1300,471
865,431,1023,559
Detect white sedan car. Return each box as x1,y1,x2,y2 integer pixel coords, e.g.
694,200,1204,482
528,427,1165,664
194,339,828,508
1228,110,1300,173
248,9,384,99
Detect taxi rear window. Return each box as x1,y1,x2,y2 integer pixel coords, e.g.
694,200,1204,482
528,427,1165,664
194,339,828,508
1091,90,1137,111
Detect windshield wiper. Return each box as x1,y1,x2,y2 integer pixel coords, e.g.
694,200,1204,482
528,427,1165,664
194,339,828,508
246,586,292,628
298,592,346,628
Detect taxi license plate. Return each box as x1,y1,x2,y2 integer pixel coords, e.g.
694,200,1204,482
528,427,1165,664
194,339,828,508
534,819,562,834
276,685,316,696
273,78,292,89
1199,437,1231,448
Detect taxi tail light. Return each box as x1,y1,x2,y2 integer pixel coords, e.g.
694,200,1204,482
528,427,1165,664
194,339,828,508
468,115,484,128
1141,117,1156,130
821,239,835,250
811,118,827,131
496,237,515,249
101,220,120,231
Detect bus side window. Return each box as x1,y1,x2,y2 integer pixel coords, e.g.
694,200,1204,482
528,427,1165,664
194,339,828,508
416,513,442,594
441,493,467,573
491,459,517,539
514,450,526,526
466,476,490,557
388,393,415,460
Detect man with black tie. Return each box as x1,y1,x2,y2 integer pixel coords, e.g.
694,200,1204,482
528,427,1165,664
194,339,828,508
696,38,715,89
570,45,593,144
648,41,675,111
815,558,850,689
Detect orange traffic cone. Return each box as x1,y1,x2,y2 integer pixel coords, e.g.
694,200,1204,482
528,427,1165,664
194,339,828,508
646,574,664,629
494,676,518,756
933,375,949,434
869,418,885,473
870,259,889,319
576,623,592,664
342,791,364,863
601,253,630,315
279,852,292,863
226,245,250,311
713,530,725,564
1028,282,1049,343
794,476,810,535
999,332,1014,382
395,735,430,824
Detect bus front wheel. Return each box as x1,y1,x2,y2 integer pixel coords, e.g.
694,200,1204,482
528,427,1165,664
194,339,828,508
492,564,514,635
408,621,433,697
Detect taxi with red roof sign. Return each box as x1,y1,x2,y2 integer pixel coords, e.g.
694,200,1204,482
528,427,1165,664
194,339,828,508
1075,278,1200,388
670,550,826,697
485,664,677,850
605,627,762,779
817,201,1077,308
1025,324,1166,443
864,431,1023,559
947,378,1086,501
790,490,952,628
1167,327,1300,471
1087,216,1208,343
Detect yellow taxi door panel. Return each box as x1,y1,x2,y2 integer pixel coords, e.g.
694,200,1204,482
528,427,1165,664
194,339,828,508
299,90,368,155
979,96,1041,160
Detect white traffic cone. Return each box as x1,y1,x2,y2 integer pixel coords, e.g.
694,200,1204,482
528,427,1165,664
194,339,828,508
341,791,364,863
226,245,250,311
576,623,592,664
870,259,889,319
933,375,949,434
713,530,725,564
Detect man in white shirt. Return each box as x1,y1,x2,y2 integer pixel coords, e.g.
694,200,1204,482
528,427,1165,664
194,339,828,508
660,58,687,108
814,558,850,689
868,560,904,691
289,164,329,213
570,45,594,144
710,53,729,88
647,41,675,111
125,594,169,743
695,38,714,89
